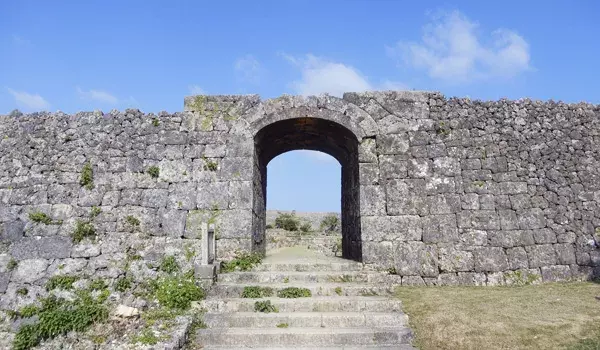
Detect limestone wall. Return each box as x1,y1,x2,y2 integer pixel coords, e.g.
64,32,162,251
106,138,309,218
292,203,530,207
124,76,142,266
0,91,599,303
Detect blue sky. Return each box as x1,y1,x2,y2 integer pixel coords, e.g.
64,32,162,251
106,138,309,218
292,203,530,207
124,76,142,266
1,0,599,212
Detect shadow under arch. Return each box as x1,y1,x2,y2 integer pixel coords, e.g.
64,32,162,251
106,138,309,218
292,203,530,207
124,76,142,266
252,117,362,261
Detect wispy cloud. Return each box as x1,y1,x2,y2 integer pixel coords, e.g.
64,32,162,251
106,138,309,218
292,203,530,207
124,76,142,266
387,10,531,83
7,88,50,111
189,85,205,95
296,150,338,164
76,87,119,105
234,54,262,84
281,53,407,97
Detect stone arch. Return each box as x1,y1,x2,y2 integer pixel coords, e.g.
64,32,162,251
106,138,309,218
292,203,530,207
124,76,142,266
250,99,369,261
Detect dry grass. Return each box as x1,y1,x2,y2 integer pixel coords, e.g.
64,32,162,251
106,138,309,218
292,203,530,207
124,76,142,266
395,282,600,350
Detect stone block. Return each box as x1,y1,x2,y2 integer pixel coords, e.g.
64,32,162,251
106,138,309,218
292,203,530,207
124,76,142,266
362,241,394,266
509,194,531,210
526,244,557,267
424,176,456,194
479,194,495,210
554,243,576,264
473,247,508,272
10,237,72,260
361,215,422,242
71,244,101,258
377,133,409,155
402,276,425,286
378,155,408,180
488,230,534,248
11,259,48,283
461,193,479,210
498,210,519,230
427,194,461,214
433,157,460,176
359,163,380,185
78,187,104,207
532,228,557,244
422,214,458,243
393,242,438,277
407,159,433,178
438,246,474,272
1,220,25,242
540,265,572,282
358,138,377,163
495,182,528,195
360,185,386,215
228,181,252,209
460,229,487,246
167,183,197,210
159,208,187,237
457,211,500,230
503,268,542,285
0,272,9,293
141,189,168,208
518,208,546,229
197,181,229,209
506,247,529,269
386,179,428,216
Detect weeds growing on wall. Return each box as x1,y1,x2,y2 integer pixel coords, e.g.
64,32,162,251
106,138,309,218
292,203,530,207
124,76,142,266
220,251,264,272
241,286,274,298
28,212,53,225
159,256,180,274
254,300,278,313
45,275,79,291
277,287,312,298
79,162,94,190
147,166,160,178
71,220,96,243
154,275,205,309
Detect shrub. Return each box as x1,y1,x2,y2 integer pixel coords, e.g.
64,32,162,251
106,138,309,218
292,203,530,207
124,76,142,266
320,214,340,233
254,300,278,313
241,286,274,298
154,276,205,310
45,275,79,291
79,162,94,190
300,222,312,233
265,224,274,229
71,220,95,243
147,166,160,178
152,118,160,127
12,291,109,350
115,276,132,292
277,287,311,298
274,212,300,231
220,252,263,273
28,211,53,225
159,256,180,274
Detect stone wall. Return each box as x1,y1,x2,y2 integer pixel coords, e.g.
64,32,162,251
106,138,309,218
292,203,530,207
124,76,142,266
1,91,599,303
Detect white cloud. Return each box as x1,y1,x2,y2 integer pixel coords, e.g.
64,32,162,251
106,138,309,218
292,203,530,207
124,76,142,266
7,88,50,111
235,54,262,84
189,85,205,95
387,10,531,83
296,150,337,163
281,53,406,97
76,87,118,104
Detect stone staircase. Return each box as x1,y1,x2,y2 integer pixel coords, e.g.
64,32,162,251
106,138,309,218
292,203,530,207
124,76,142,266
192,247,415,349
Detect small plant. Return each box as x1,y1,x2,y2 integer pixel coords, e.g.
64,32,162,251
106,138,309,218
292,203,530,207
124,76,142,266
132,327,159,345
152,118,160,127
46,275,79,291
7,258,18,271
125,215,140,227
300,222,312,233
159,255,180,274
154,276,205,310
473,180,485,188
184,243,196,262
320,214,340,233
220,252,264,273
283,277,289,283
436,121,451,136
147,166,160,178
277,287,312,298
16,288,28,296
276,323,289,328
254,300,278,313
387,267,399,275
266,224,274,229
79,162,94,190
88,279,107,291
329,275,354,283
71,220,95,243
274,212,300,231
241,286,274,298
90,206,102,218
28,211,53,225
115,276,132,292
202,157,218,171
360,290,379,296
12,291,109,350
334,287,342,296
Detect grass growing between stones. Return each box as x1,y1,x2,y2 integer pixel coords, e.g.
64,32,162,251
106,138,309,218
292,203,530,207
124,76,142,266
220,252,264,272
395,282,600,350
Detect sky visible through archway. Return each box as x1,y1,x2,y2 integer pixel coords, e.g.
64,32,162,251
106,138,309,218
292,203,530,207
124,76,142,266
267,150,340,213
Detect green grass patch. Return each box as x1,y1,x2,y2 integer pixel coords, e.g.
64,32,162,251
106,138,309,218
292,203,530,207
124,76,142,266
159,255,179,274
147,166,160,178
154,275,205,310
45,275,79,291
241,286,274,298
277,287,312,298
220,252,264,273
28,211,53,225
254,300,278,313
71,220,95,243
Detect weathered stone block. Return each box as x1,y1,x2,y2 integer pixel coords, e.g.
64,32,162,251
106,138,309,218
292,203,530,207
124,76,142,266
167,183,197,210
479,194,495,210
532,228,557,244
159,208,187,237
386,179,428,216
407,159,433,178
402,276,425,286
498,210,519,230
10,237,72,260
394,242,438,277
360,185,386,215
228,181,252,209
377,133,409,155
439,246,474,272
540,265,572,282
503,268,542,285
518,208,546,229
488,230,534,248
120,189,142,206
427,194,461,214
554,243,576,264
461,193,479,210
433,157,460,176
422,214,458,243
1,220,25,242
359,163,380,185
140,189,168,208
457,211,500,230
526,244,557,267
197,181,229,209
473,247,508,272
460,229,488,246
506,247,529,269
71,244,101,258
378,155,407,180
361,215,422,241
362,241,394,266
11,259,48,283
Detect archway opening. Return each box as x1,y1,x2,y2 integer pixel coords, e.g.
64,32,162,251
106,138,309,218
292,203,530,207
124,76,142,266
252,117,362,261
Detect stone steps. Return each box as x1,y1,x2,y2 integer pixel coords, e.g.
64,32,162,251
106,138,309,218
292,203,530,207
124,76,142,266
194,327,413,347
195,296,404,313
201,346,416,350
216,270,400,284
250,261,364,272
203,311,409,328
208,282,399,298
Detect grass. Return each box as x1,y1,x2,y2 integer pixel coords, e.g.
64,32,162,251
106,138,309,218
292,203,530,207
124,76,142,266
395,282,600,350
